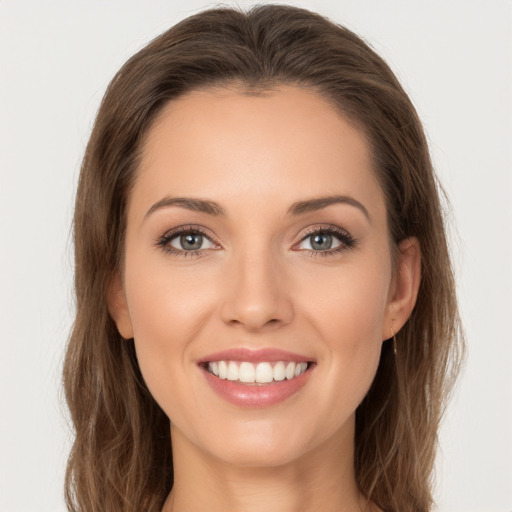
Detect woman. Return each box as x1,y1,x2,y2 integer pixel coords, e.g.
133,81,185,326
63,4,464,511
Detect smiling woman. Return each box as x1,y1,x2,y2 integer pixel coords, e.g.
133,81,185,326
63,5,464,512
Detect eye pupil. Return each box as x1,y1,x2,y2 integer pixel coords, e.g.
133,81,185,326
181,233,202,250
311,233,332,250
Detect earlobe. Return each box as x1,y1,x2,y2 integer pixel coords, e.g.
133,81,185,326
107,272,134,340
384,237,421,338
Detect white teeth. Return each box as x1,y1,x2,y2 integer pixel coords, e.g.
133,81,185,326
206,360,309,383
255,362,274,383
273,361,286,381
294,362,307,377
285,362,295,380
218,361,227,379
227,361,239,381
239,362,255,383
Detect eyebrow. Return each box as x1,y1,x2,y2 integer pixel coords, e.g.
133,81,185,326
287,195,370,220
145,194,370,221
145,197,225,217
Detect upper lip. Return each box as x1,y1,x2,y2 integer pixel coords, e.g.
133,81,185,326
198,348,314,364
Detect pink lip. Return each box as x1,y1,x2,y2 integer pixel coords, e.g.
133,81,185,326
198,348,315,408
198,347,313,364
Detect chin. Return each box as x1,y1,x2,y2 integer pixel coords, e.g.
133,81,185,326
211,437,308,468
196,413,340,469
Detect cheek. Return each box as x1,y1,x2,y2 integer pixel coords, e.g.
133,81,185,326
302,260,390,401
125,248,216,340
305,257,390,342
122,257,214,413
125,251,225,422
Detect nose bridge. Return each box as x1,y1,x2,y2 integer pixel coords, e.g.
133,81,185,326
220,240,294,331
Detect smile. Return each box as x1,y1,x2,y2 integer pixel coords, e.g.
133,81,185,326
206,360,309,384
199,348,315,408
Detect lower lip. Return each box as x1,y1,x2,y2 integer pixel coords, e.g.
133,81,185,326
200,365,313,408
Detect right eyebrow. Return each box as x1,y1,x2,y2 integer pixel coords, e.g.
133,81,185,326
145,197,226,218
287,195,370,222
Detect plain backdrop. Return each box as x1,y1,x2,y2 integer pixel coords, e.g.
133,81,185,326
0,1,511,511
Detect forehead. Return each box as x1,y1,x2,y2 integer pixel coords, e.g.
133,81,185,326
133,85,384,220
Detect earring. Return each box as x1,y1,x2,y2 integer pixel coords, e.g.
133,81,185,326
391,326,397,356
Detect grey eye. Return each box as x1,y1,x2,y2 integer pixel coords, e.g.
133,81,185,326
299,232,342,251
310,233,333,250
169,232,215,251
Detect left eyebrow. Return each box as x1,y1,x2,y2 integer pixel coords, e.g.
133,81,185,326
287,195,370,221
145,197,226,218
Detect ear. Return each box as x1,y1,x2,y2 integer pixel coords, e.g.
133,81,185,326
383,237,421,339
107,271,134,340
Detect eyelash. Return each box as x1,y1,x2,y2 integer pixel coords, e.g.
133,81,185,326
155,224,357,259
156,225,215,258
297,225,357,258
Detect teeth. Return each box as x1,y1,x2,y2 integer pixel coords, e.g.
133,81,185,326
206,360,309,383
255,362,273,383
227,361,239,381
218,361,227,379
239,362,255,383
273,361,286,381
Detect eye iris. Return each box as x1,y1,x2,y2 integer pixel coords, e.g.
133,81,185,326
311,233,332,250
180,233,202,250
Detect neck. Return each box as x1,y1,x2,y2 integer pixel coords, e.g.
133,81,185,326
162,418,374,512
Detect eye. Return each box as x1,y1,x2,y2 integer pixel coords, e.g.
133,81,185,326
169,232,215,251
156,226,218,257
295,226,356,256
299,232,340,251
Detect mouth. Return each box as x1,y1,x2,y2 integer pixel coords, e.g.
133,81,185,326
198,348,315,407
202,360,310,384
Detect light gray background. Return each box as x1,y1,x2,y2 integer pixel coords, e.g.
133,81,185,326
1,1,511,511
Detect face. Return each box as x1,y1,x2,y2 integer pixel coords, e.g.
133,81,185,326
109,85,419,468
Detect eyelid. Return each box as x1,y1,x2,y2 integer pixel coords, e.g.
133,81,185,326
155,225,221,257
298,223,349,238
160,224,219,242
292,224,357,255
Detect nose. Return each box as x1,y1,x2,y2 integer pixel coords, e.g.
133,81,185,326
220,248,294,333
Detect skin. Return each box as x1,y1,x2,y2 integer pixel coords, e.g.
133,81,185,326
108,85,421,512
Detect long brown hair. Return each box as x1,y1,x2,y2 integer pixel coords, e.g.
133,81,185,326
63,5,464,511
